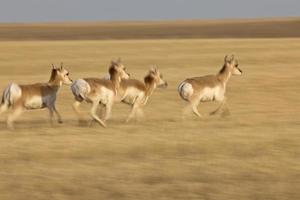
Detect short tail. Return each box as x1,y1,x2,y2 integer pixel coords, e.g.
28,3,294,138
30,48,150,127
178,81,194,101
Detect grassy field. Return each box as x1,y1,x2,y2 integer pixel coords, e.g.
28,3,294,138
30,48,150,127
0,18,300,40
0,23,300,199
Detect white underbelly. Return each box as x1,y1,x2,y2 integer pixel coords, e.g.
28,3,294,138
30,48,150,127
122,88,144,105
25,96,43,109
95,87,115,105
200,87,224,102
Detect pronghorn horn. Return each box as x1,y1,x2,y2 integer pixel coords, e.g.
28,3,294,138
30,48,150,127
60,62,63,70
52,64,56,69
224,55,229,62
150,66,157,74
117,57,121,63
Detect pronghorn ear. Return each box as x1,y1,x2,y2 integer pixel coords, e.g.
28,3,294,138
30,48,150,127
150,66,156,74
111,59,117,65
117,57,121,64
224,55,230,63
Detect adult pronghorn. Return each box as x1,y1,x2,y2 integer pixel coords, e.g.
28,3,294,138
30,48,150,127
117,67,168,122
0,64,73,129
71,59,130,127
178,55,242,118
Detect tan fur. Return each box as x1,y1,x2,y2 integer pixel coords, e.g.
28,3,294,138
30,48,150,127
0,64,73,129
178,55,242,118
118,67,168,122
71,59,130,127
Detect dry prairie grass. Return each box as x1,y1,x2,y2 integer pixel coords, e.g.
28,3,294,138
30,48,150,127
0,17,299,41
0,38,299,200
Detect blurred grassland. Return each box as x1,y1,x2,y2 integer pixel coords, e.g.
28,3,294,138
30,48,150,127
0,21,299,200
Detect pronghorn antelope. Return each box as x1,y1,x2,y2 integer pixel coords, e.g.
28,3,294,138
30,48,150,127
117,67,168,122
71,59,130,127
178,55,242,118
0,64,73,129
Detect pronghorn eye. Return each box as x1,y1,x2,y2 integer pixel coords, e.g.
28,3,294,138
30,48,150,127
66,73,69,76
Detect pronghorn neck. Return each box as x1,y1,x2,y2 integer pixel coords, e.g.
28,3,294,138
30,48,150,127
217,64,232,85
144,75,156,97
110,71,121,90
48,70,63,87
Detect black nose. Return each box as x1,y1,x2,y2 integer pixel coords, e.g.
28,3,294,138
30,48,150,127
239,68,243,73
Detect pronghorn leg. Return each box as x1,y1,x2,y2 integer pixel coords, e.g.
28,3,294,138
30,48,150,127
103,103,112,122
72,100,86,125
7,107,23,130
0,103,9,115
98,103,106,120
48,108,55,125
89,104,104,127
126,104,139,123
90,102,106,128
210,97,228,116
221,99,230,117
191,100,203,118
53,106,63,123
135,107,144,121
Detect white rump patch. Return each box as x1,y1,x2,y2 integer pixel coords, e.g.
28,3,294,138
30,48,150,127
178,82,193,101
3,83,22,105
71,79,91,100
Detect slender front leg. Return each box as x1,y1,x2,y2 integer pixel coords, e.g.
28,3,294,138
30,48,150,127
103,103,113,122
53,106,63,123
210,97,227,116
48,108,54,125
7,107,23,130
126,104,139,123
90,102,106,128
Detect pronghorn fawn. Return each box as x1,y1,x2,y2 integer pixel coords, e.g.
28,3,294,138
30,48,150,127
178,55,242,118
118,67,168,122
0,64,73,129
71,59,130,128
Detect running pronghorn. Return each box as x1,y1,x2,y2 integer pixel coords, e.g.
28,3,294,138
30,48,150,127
0,64,73,129
71,59,130,127
117,66,168,122
178,55,242,118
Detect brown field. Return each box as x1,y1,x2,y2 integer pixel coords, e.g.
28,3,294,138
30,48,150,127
0,19,300,200
0,18,300,41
